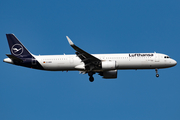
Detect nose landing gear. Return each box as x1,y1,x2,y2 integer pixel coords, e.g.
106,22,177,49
155,68,159,77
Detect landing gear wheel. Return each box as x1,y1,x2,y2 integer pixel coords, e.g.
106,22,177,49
155,68,159,78
89,76,94,82
156,74,159,78
88,71,95,82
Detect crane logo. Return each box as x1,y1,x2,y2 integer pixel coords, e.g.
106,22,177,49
11,44,23,56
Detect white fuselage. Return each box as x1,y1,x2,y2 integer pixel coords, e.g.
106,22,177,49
33,53,177,71
4,34,177,81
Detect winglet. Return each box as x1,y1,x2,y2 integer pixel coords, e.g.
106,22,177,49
66,36,74,45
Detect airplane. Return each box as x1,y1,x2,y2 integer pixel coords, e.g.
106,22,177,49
3,34,177,82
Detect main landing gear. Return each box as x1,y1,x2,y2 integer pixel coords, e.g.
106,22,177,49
88,72,95,82
155,68,159,77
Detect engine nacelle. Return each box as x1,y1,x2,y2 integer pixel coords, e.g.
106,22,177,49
102,61,116,70
101,70,117,79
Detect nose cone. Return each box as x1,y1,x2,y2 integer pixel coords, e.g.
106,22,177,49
171,59,177,66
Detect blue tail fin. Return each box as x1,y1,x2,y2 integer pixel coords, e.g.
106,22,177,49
6,34,33,58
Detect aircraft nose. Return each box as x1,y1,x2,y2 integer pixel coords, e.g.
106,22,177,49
171,59,177,66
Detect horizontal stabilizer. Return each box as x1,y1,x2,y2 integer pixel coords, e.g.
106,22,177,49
6,54,23,62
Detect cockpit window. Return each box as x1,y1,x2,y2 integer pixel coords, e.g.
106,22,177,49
164,56,170,58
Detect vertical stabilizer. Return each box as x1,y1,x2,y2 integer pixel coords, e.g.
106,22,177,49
6,34,33,58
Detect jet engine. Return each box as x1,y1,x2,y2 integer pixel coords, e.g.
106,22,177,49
101,61,116,70
99,70,117,79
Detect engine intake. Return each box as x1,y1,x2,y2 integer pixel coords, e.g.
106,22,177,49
99,70,117,79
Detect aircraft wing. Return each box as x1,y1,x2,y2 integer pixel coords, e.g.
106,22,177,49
66,36,101,70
